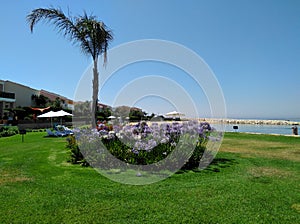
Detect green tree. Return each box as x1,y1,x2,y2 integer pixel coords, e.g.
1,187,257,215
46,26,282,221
129,108,146,121
48,97,63,110
27,7,113,128
31,94,50,107
97,107,111,121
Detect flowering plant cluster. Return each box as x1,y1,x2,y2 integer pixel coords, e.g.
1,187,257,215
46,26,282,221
70,121,217,170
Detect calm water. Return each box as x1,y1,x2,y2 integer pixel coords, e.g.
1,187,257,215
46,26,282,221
212,118,300,135
213,124,296,135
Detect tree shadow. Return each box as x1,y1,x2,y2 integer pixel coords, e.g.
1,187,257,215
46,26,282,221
176,158,238,174
204,158,238,172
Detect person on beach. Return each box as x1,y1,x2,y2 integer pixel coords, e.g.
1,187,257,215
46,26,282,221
292,126,298,135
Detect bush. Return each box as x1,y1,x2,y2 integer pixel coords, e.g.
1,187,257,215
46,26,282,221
66,135,89,166
67,121,219,170
0,126,19,138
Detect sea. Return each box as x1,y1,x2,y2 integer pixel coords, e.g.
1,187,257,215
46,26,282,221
211,118,300,136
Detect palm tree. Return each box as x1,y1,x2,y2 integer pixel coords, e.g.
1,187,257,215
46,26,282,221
27,7,113,128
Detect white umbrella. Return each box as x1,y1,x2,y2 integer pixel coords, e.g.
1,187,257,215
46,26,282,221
55,110,73,125
37,111,58,127
38,110,73,118
37,111,59,118
108,115,116,119
56,110,73,117
38,110,73,126
165,111,185,117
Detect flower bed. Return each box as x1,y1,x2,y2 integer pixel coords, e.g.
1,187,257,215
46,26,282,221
68,121,220,170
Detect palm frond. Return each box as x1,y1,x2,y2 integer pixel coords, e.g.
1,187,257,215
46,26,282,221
75,14,113,62
27,7,93,56
27,7,113,62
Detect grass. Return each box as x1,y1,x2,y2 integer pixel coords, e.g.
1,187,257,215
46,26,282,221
0,132,299,223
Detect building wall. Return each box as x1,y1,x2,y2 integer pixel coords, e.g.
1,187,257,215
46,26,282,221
0,80,16,116
65,99,74,110
0,80,74,116
4,81,39,107
39,89,60,102
40,89,74,110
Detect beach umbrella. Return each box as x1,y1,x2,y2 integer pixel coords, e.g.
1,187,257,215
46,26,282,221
55,110,73,124
55,110,73,117
37,111,59,118
165,111,185,117
37,110,73,126
38,110,73,118
37,111,59,127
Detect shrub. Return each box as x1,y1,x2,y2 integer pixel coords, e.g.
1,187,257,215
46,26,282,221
0,126,19,138
66,135,89,166
68,121,219,170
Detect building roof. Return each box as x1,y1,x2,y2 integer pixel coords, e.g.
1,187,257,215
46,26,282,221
1,80,39,92
1,79,73,104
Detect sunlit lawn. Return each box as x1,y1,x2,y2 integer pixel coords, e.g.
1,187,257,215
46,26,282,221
0,132,299,223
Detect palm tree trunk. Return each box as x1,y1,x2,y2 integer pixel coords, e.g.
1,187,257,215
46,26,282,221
91,58,99,128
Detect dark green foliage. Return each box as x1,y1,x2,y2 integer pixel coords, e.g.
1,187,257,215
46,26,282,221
67,133,207,170
102,138,177,166
113,106,147,121
97,107,111,121
49,97,63,110
129,108,147,121
0,126,19,137
66,135,89,166
181,142,207,170
31,94,50,107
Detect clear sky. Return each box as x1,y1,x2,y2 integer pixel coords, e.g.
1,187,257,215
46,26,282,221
1,0,300,119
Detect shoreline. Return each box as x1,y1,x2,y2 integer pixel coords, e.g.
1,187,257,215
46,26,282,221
130,118,299,126
198,118,299,126
122,120,300,136
225,131,300,137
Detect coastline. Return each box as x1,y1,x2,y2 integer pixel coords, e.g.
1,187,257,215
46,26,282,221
129,118,299,136
225,131,300,137
199,118,300,126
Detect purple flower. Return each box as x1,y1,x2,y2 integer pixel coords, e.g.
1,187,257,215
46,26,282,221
132,148,139,154
146,139,157,151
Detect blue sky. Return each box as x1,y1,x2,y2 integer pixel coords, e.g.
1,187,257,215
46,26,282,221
1,0,300,119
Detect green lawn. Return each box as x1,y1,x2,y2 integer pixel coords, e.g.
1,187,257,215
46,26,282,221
0,132,299,223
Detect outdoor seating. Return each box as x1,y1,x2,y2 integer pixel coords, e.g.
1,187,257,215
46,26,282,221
54,125,74,135
46,128,67,137
46,129,57,137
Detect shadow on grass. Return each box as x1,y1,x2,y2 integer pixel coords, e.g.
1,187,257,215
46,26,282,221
176,158,238,174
